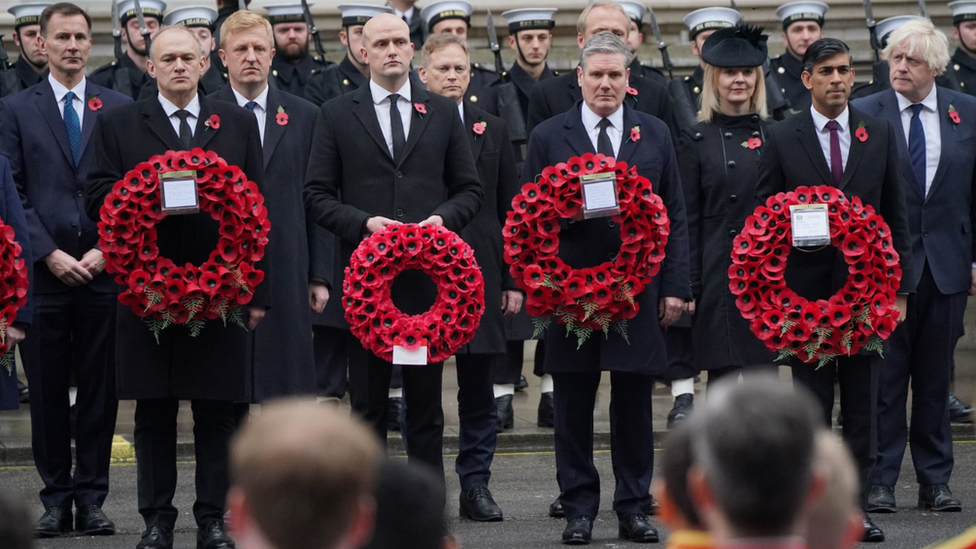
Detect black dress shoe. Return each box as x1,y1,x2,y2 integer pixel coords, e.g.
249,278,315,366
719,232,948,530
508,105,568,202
197,520,235,549
549,494,564,518
667,394,694,429
76,504,115,535
137,526,174,549
867,485,896,513
495,395,514,431
515,375,529,391
562,516,593,545
459,485,504,521
34,506,71,538
538,392,554,428
387,397,402,432
17,380,28,403
949,394,974,424
919,484,962,512
619,513,659,543
862,517,885,542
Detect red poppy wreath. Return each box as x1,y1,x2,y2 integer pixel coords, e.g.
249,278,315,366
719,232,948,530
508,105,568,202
343,224,485,364
730,185,901,367
503,153,670,348
0,219,28,373
97,149,270,341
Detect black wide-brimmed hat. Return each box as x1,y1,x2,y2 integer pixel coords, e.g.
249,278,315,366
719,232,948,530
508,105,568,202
701,24,769,68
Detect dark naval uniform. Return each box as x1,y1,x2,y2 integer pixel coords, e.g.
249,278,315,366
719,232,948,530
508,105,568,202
306,57,366,107
629,58,666,86
270,53,332,101
944,49,976,96
0,56,45,98
504,62,556,123
89,54,152,101
770,52,810,111
466,63,501,108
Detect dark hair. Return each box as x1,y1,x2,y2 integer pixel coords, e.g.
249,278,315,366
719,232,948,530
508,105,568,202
690,376,821,538
801,37,851,73
661,424,703,529
0,492,34,549
362,460,447,549
39,3,92,37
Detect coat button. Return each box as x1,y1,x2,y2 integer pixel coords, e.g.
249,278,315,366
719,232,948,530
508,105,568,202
396,171,403,179
693,132,703,141
751,131,760,137
777,66,786,74
923,231,929,237
751,115,759,122
396,209,404,218
729,229,737,236
724,132,732,139
607,220,616,228
76,190,83,197
730,194,737,202
727,161,736,169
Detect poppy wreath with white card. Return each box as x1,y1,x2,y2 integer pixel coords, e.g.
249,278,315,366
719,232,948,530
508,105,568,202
730,185,902,367
97,149,270,341
502,153,670,349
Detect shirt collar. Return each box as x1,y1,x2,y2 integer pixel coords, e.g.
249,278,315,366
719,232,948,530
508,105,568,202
231,85,270,112
810,104,849,132
158,93,202,119
580,100,624,133
458,102,465,125
48,74,86,105
393,6,414,21
895,84,938,114
369,78,412,106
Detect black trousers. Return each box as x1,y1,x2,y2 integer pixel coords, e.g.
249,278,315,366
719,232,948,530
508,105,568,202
312,325,348,399
871,265,962,486
665,325,697,381
22,288,117,510
348,340,444,474
792,354,879,508
553,371,654,520
454,353,499,489
492,340,545,384
134,398,235,530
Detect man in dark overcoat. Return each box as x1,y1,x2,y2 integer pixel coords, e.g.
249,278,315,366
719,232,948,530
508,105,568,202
303,13,483,475
0,3,130,537
419,32,521,521
523,32,689,545
755,37,913,544
213,10,331,413
85,25,268,549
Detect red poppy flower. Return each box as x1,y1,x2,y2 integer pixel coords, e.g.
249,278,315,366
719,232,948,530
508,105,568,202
949,107,961,125
473,121,486,135
630,127,641,143
88,97,102,111
276,112,289,126
855,127,868,142
414,102,427,115
626,87,638,97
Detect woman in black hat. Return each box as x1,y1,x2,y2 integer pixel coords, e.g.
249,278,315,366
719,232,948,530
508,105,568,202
679,24,776,384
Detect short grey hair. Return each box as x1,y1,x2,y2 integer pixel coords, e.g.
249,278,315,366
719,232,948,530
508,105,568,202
882,17,950,76
579,31,633,69
148,25,204,63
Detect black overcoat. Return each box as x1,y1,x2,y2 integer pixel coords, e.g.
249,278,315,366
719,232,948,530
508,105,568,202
85,95,270,401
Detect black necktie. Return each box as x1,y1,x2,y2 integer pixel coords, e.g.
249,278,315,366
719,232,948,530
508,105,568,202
175,109,193,150
388,93,405,161
909,103,926,194
597,117,614,158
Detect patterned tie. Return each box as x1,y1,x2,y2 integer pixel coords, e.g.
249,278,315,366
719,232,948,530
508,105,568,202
388,93,405,161
909,103,926,194
597,118,614,158
63,91,81,166
825,120,843,186
175,110,193,150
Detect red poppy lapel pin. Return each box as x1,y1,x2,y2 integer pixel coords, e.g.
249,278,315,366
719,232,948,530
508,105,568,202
414,102,427,119
276,106,289,126
626,86,638,104
87,95,102,112
473,121,487,140
205,114,220,131
742,137,762,154
627,125,641,143
855,121,868,143
949,105,961,127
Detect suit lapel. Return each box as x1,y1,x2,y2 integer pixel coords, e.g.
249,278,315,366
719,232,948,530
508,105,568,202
464,103,486,162
398,84,431,167
193,95,219,150
796,110,835,186
839,110,865,190
569,70,582,103
143,97,184,152
563,103,596,156
262,87,286,169
35,83,75,166
926,90,955,199
352,84,391,160
616,105,641,165
79,81,99,159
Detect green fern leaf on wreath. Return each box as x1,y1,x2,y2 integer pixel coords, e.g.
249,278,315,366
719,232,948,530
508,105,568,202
531,316,551,339
612,320,630,345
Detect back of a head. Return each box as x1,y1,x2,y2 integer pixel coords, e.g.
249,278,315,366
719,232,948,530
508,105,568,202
806,431,861,549
0,492,34,549
690,376,820,538
362,459,447,549
661,424,704,530
230,400,382,549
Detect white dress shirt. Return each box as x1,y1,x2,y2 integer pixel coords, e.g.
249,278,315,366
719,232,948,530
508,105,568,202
49,74,86,128
369,78,413,158
895,86,941,196
231,85,270,144
158,93,201,138
458,102,465,126
580,101,624,158
810,104,851,173
393,6,415,23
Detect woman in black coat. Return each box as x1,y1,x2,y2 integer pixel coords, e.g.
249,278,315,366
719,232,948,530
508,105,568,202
679,25,776,383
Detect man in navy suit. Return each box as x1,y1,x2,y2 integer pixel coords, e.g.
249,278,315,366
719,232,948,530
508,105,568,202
523,31,689,545
851,18,976,515
0,3,131,538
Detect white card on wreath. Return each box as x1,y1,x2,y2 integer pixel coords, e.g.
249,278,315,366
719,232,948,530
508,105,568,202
789,204,829,247
160,171,200,214
393,338,427,366
581,172,620,219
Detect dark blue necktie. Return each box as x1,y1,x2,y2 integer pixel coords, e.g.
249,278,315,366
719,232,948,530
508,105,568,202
909,103,926,194
245,101,258,112
63,91,81,165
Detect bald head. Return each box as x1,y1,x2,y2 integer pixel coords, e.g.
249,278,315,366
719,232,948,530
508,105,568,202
361,12,414,90
805,431,862,549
